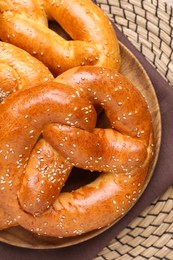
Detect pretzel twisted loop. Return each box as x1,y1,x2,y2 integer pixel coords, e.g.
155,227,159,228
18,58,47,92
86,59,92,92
0,55,153,237
0,0,121,76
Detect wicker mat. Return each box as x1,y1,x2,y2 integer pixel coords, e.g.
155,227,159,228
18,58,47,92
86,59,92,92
94,0,173,259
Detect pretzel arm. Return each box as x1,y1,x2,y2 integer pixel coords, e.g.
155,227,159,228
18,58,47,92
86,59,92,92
55,66,153,145
15,164,149,238
45,0,121,69
18,139,72,216
43,125,147,173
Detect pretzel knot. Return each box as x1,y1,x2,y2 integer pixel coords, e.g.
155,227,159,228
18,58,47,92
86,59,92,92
0,62,153,237
0,0,121,76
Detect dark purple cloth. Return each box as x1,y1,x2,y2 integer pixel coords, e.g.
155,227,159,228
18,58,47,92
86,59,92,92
0,25,173,260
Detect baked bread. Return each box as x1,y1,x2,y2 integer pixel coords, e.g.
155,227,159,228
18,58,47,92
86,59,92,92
0,65,153,237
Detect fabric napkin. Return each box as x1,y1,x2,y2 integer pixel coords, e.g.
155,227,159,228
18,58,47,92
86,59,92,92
0,25,173,260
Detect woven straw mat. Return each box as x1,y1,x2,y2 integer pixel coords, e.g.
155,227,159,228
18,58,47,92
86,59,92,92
93,0,173,259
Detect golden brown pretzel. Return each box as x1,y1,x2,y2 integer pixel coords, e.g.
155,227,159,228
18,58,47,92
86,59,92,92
0,0,121,76
0,66,153,237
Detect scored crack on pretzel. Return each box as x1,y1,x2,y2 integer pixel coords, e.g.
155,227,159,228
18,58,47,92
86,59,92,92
0,41,53,102
0,0,121,76
0,65,153,238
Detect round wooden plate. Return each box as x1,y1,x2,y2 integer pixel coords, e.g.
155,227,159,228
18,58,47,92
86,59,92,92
0,43,161,249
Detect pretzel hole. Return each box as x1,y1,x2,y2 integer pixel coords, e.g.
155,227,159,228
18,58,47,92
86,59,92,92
48,21,71,41
60,111,109,192
62,168,100,192
61,110,111,192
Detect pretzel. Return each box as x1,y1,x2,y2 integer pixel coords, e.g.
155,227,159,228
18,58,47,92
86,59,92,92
0,0,121,76
0,66,153,237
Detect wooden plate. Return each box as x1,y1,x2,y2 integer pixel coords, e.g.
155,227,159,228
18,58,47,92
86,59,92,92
0,43,161,249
